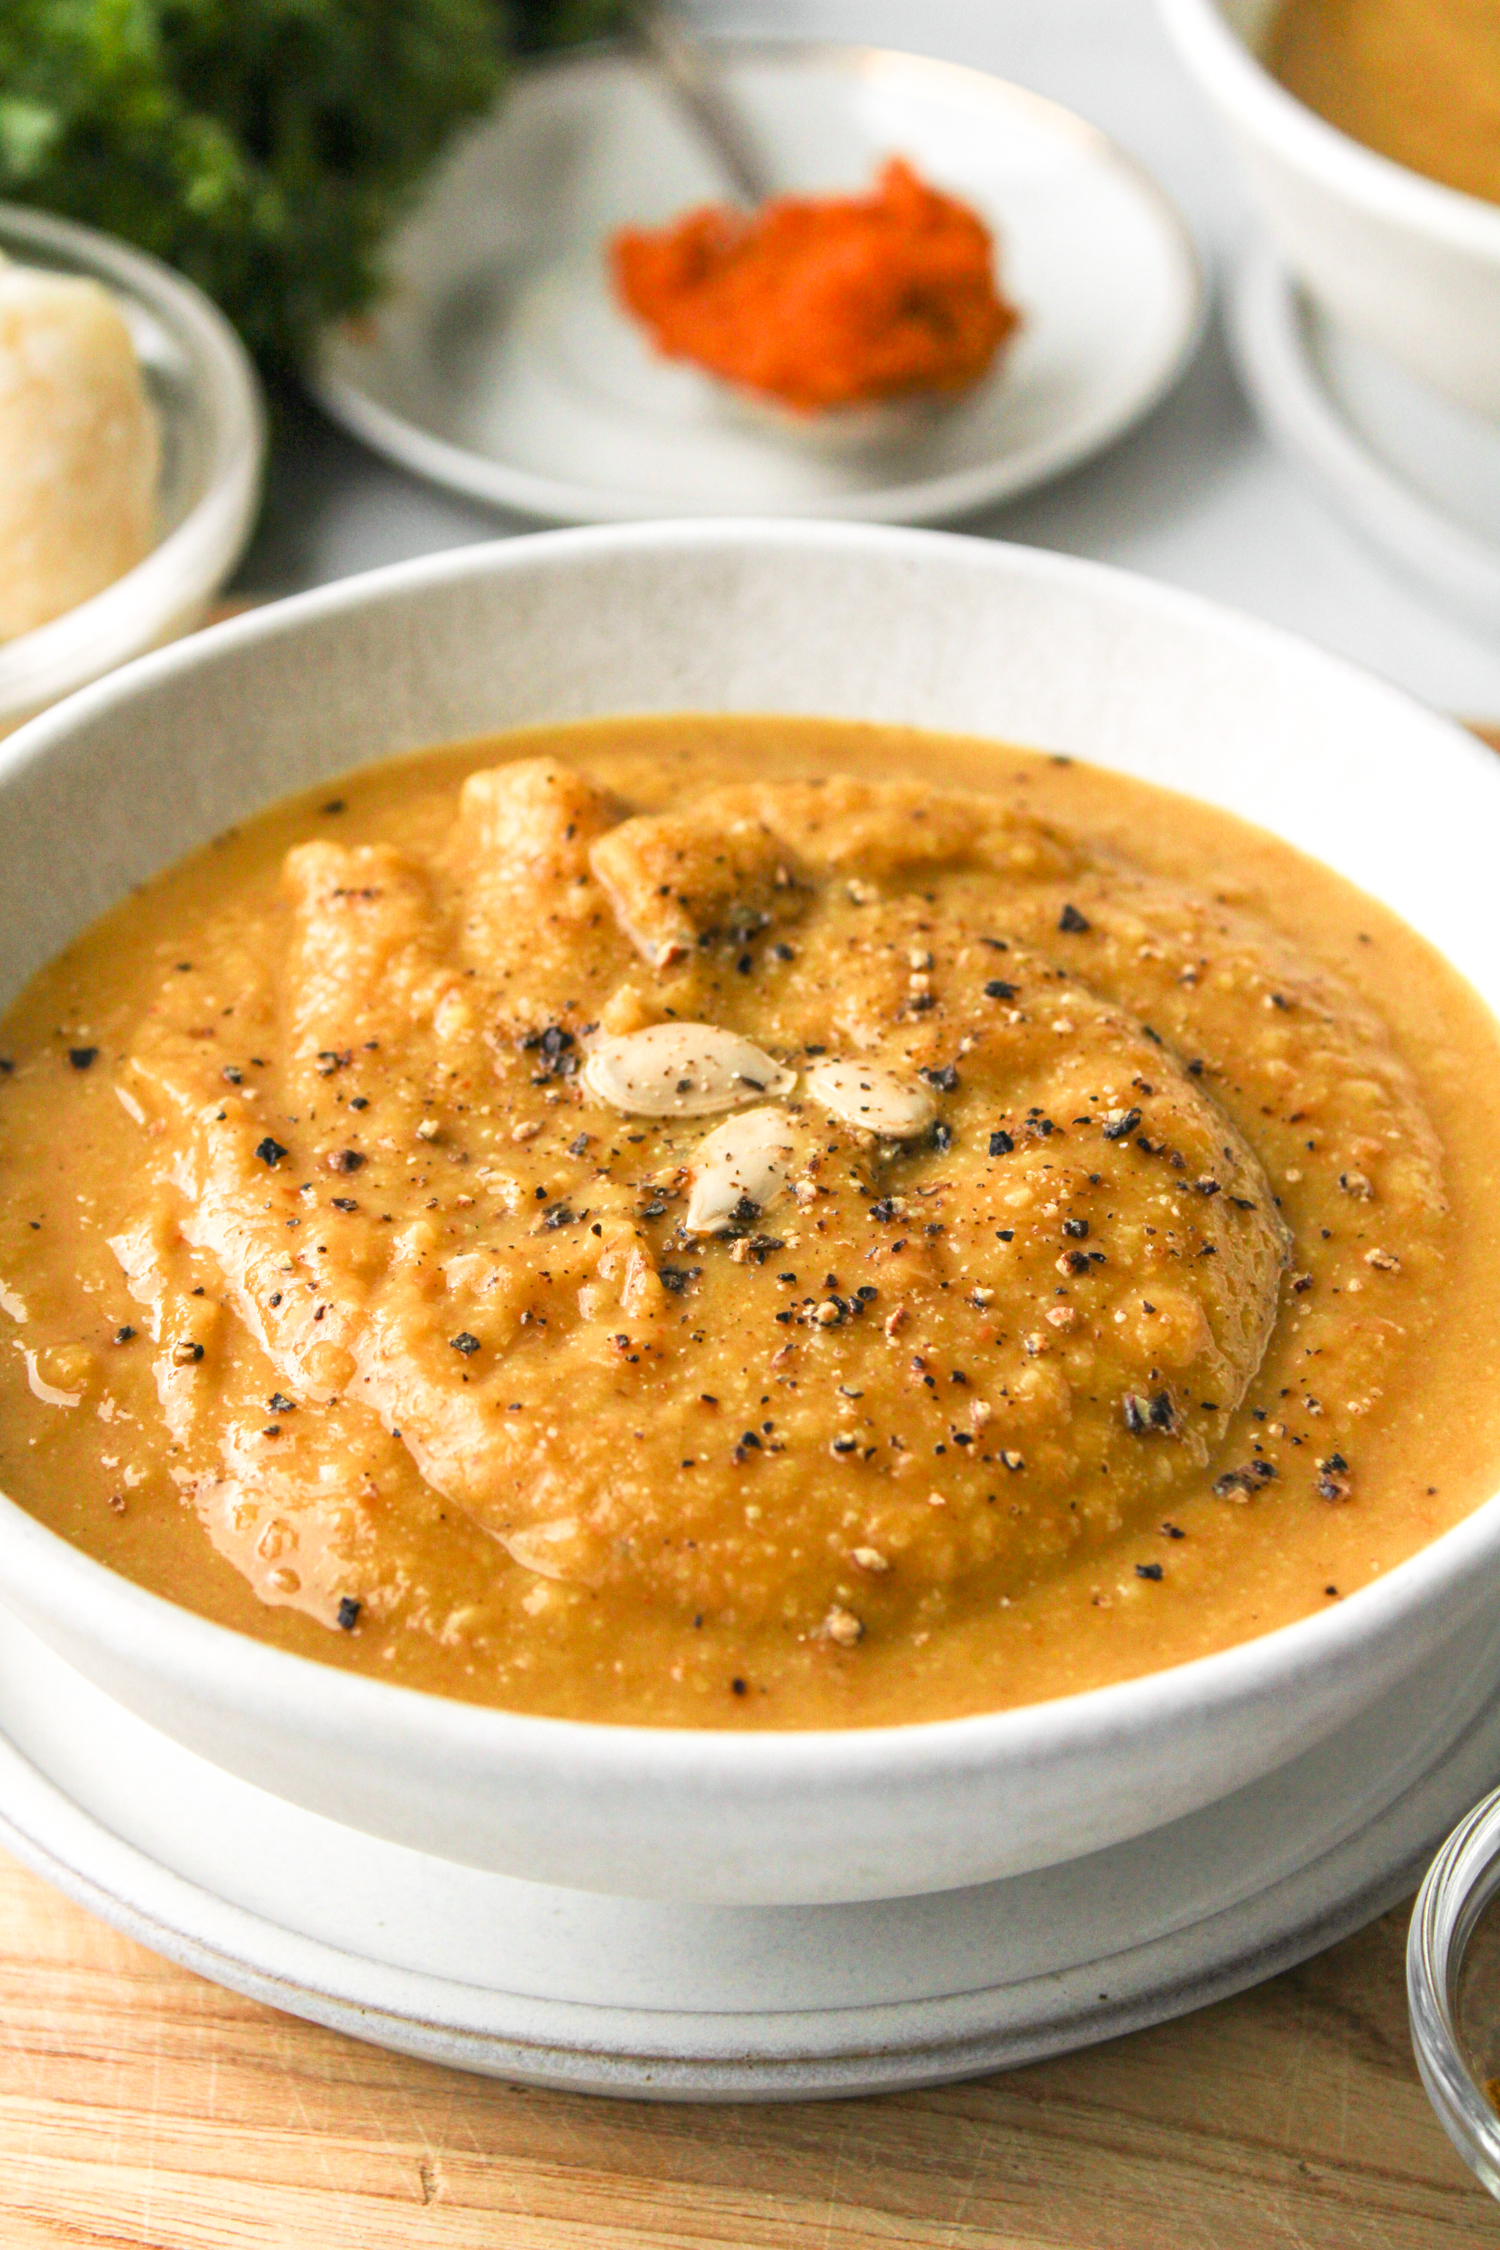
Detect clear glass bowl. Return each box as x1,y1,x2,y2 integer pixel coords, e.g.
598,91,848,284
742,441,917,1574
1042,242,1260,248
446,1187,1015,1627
0,203,264,733
1409,1784,1500,2199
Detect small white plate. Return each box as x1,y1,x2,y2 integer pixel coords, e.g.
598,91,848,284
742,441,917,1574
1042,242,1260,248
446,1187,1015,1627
1229,240,1500,638
313,43,1203,525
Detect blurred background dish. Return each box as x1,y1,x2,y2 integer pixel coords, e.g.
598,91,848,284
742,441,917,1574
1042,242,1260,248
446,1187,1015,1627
1230,240,1500,639
0,205,263,736
1157,0,1500,421
313,43,1203,524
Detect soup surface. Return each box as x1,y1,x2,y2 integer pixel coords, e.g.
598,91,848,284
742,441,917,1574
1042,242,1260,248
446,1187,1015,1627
1266,0,1500,207
3,715,1500,1728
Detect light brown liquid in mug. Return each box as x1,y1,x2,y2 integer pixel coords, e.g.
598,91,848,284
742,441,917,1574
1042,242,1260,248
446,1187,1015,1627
1267,0,1500,206
3,715,1500,1728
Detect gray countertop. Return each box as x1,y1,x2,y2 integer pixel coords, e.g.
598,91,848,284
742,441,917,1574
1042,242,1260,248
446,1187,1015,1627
235,0,1500,719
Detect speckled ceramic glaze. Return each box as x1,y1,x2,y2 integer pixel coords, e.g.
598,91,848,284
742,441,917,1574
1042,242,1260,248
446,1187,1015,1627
1,523,1498,1912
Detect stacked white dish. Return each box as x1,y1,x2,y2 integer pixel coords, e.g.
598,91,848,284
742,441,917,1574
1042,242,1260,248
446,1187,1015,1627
2,524,1499,2094
1228,244,1500,640
1158,0,1500,635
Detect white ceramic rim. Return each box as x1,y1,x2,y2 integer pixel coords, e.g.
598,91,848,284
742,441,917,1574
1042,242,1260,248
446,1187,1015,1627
0,202,265,722
1,517,1499,1806
1157,0,1500,258
310,41,1205,527
1227,241,1500,634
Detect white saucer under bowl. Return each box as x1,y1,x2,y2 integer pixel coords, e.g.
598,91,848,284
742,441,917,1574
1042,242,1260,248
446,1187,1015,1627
4,1601,1499,2098
313,43,1202,525
1229,239,1500,637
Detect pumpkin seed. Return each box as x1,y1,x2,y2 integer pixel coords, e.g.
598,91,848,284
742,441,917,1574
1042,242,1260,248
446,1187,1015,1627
683,1106,799,1234
582,1023,796,1117
804,1059,936,1139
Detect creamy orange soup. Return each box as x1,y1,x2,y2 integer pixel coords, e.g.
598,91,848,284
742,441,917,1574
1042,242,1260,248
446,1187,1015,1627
3,715,1500,1728
1267,0,1500,207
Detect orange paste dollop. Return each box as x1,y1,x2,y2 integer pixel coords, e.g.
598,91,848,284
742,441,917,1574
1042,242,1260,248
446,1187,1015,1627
610,157,1021,414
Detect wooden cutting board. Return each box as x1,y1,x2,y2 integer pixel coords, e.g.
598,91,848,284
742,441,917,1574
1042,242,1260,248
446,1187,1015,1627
0,1848,1492,2250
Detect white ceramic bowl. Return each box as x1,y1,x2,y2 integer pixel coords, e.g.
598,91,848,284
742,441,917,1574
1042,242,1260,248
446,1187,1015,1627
1,522,1498,1908
1157,0,1500,419
0,203,264,734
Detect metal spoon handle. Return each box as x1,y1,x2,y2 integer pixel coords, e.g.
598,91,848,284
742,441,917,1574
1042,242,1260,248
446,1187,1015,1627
626,2,776,208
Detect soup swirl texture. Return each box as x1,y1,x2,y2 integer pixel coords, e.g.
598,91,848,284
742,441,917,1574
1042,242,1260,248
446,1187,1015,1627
0,718,1492,1727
